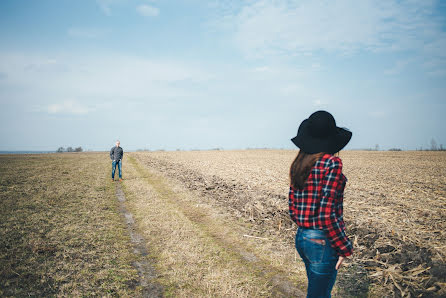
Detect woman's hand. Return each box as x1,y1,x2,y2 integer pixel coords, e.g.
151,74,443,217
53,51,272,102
335,256,345,270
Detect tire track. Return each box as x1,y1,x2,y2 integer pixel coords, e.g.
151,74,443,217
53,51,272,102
129,156,306,298
115,183,163,297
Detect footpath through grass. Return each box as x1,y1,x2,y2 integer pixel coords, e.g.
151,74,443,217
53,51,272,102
124,154,305,297
0,153,140,296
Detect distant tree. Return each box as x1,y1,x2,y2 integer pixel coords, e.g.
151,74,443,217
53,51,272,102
441,144,444,151
389,148,402,151
66,147,74,152
430,138,438,151
56,147,65,153
375,144,380,151
74,147,83,152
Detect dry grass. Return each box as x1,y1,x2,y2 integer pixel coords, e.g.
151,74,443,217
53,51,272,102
2,150,443,297
0,153,140,297
132,150,446,297
341,151,446,297
122,155,305,297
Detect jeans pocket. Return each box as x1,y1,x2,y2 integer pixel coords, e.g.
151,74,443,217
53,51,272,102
302,236,326,264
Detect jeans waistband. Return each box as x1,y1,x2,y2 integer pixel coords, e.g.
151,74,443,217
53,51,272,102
298,227,326,238
298,226,323,230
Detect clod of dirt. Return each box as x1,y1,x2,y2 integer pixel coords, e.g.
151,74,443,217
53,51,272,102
430,262,446,282
336,264,369,298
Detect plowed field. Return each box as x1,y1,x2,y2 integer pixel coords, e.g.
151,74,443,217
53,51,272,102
132,150,446,297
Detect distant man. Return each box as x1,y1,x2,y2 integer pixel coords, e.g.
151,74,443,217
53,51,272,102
110,140,124,181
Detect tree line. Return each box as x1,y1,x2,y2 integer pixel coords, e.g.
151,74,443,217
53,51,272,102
56,146,83,153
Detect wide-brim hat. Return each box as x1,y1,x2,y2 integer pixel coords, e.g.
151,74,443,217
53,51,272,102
291,110,352,154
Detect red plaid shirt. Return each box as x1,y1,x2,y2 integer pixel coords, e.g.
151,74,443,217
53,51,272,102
289,154,353,257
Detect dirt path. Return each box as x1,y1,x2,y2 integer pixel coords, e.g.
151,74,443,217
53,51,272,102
115,183,163,297
123,155,305,297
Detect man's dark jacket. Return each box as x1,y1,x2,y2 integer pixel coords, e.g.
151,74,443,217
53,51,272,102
110,146,124,161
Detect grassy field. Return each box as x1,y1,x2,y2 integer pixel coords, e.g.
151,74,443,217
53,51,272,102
0,153,140,296
1,150,445,297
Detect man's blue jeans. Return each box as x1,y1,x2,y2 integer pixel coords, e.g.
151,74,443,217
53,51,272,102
112,160,122,179
295,227,338,298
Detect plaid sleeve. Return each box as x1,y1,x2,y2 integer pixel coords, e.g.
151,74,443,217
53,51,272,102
319,158,353,257
288,186,298,224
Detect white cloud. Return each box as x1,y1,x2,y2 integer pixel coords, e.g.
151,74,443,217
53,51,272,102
0,52,210,103
217,0,446,63
46,100,92,115
313,99,328,107
96,0,114,15
23,58,70,73
136,4,160,17
96,0,126,16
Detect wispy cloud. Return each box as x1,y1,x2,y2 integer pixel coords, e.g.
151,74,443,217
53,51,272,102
96,0,123,16
0,52,210,103
313,99,328,108
96,0,113,15
24,58,70,73
216,0,446,64
136,4,160,17
46,100,92,115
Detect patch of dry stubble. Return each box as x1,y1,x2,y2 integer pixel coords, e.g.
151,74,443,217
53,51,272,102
122,156,286,297
132,150,446,297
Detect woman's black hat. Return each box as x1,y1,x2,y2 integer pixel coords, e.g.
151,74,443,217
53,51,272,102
291,110,352,154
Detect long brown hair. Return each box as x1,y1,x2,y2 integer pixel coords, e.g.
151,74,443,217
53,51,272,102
290,151,326,190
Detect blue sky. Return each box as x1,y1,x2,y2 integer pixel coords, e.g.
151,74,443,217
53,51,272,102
0,0,445,151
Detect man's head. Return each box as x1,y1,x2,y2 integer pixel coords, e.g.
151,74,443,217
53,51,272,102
116,140,120,147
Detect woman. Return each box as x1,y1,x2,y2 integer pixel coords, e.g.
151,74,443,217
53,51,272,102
289,110,353,298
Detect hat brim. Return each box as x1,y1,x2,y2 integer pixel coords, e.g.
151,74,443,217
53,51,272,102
291,119,352,154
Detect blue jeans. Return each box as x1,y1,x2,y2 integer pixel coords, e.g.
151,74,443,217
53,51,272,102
295,228,338,298
112,160,122,179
